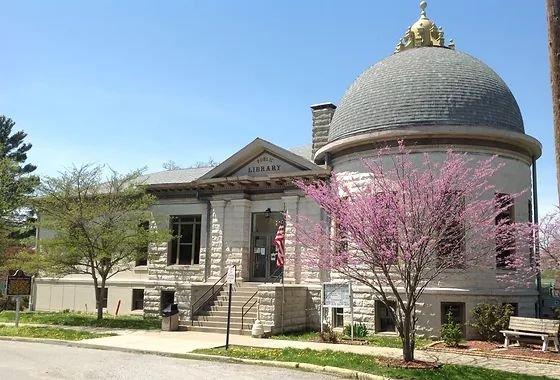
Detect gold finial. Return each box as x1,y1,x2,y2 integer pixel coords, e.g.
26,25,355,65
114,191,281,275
394,1,454,53
420,1,427,18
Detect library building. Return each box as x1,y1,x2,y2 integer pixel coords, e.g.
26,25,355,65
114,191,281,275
34,2,542,339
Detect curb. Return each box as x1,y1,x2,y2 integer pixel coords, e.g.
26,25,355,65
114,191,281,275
0,336,390,379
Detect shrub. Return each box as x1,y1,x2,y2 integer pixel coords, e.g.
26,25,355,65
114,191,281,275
469,303,513,341
343,322,368,338
319,325,339,343
441,311,462,347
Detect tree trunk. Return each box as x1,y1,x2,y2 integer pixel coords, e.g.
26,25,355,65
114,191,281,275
548,0,560,201
92,274,104,321
401,311,415,362
97,278,106,320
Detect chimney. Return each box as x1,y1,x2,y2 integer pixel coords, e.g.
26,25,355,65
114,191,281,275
311,102,336,159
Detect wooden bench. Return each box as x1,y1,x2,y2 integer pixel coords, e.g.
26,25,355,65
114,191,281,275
500,316,560,352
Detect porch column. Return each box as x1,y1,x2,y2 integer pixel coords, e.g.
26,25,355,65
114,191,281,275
229,199,252,280
209,200,226,280
282,195,301,284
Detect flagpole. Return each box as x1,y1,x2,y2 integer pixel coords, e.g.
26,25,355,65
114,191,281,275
281,261,285,334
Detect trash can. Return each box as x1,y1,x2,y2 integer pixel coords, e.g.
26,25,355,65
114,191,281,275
161,303,179,331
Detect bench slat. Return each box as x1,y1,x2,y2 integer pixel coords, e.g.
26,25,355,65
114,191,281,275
508,317,560,335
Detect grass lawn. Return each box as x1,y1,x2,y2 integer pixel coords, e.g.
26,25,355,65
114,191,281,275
271,330,431,349
0,325,114,341
0,311,160,330
194,346,552,380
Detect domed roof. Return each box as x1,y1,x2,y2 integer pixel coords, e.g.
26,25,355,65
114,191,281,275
328,47,524,142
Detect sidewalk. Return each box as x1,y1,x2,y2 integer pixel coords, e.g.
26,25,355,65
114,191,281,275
77,330,560,379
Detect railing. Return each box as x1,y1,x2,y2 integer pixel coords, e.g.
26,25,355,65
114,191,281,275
241,290,258,331
191,271,228,325
241,267,285,330
267,266,284,283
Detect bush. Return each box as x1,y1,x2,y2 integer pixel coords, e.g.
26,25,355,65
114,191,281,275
319,325,339,343
469,303,513,342
343,322,368,338
441,311,462,347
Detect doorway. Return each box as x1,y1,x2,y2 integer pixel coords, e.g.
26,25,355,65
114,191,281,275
250,212,283,281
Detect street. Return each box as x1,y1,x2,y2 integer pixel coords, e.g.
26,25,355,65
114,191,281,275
0,341,338,380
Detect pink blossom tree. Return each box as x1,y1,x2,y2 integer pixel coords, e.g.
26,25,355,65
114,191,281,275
539,207,560,275
294,143,535,362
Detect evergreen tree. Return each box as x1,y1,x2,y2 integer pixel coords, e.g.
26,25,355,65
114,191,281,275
0,115,37,174
0,116,38,264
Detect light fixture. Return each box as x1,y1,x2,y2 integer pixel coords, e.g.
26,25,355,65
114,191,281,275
264,208,272,218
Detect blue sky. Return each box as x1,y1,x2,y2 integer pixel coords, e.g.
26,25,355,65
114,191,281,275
0,0,557,213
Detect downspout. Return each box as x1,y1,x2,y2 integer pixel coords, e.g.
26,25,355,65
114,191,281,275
532,156,542,317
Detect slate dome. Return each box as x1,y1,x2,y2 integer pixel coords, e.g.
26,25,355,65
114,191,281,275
327,47,524,142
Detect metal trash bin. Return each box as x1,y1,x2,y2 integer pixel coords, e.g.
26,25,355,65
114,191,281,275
161,303,179,331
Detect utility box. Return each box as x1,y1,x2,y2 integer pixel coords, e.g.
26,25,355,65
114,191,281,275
161,303,179,331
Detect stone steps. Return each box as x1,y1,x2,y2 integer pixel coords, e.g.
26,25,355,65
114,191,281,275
188,282,260,335
197,310,257,318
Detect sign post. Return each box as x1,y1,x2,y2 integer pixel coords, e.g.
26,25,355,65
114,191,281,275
225,265,236,350
321,282,353,340
6,270,32,328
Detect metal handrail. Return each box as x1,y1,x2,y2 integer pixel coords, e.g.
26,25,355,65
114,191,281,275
267,266,284,283
241,290,259,330
191,271,228,325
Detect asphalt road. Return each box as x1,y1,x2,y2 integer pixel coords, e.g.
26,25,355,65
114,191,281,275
0,341,339,380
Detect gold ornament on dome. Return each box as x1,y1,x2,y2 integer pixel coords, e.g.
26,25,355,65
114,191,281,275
394,1,455,53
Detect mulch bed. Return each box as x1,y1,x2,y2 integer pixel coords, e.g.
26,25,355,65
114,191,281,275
428,340,560,364
378,356,440,369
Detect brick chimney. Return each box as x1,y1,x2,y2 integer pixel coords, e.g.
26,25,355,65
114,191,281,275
311,102,336,159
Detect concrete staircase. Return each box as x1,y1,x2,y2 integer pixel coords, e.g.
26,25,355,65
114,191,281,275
184,282,259,335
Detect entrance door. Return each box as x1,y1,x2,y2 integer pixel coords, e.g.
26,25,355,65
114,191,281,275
250,212,283,281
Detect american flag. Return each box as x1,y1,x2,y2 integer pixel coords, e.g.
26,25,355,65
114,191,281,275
274,220,285,268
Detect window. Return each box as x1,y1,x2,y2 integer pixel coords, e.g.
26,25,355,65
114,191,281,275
135,221,150,266
132,289,144,311
495,193,515,269
96,287,108,309
332,308,344,328
160,290,175,312
437,192,466,268
503,302,519,317
168,215,201,265
441,302,465,336
375,300,396,333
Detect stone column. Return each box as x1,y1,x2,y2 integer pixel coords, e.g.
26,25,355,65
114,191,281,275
282,195,301,284
209,200,226,280
228,199,252,280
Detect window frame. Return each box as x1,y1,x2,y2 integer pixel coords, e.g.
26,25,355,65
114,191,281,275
375,300,397,333
435,192,466,268
132,289,145,311
167,215,202,266
440,301,466,337
135,221,150,267
332,307,344,328
160,290,175,312
495,193,515,269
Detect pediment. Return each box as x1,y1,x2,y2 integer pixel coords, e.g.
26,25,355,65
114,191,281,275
199,138,322,180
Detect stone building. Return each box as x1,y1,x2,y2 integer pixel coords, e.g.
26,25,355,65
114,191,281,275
34,2,542,339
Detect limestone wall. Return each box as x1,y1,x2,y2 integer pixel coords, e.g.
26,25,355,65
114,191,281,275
257,284,321,334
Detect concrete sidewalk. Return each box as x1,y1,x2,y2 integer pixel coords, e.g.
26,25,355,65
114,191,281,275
77,330,560,379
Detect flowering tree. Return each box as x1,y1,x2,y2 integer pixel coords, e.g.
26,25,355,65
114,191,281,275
294,143,534,362
539,207,560,275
